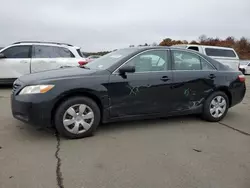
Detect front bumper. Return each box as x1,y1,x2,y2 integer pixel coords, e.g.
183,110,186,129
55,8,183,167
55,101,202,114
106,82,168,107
11,94,54,127
11,80,56,127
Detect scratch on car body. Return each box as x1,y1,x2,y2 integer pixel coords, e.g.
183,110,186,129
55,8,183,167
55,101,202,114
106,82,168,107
127,85,140,95
184,88,190,96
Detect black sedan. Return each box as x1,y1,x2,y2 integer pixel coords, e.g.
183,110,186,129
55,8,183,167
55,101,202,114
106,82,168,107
11,47,246,139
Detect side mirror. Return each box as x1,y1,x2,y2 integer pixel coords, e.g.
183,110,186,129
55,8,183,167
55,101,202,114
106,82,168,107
0,53,6,58
119,65,135,75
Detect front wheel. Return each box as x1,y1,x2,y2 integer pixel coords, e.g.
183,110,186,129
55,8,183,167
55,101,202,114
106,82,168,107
54,97,101,139
202,91,229,122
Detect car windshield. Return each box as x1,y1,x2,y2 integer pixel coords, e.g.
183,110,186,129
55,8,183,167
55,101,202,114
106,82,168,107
85,48,138,70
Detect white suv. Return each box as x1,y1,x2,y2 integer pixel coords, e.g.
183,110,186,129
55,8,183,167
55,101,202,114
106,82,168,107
0,41,87,84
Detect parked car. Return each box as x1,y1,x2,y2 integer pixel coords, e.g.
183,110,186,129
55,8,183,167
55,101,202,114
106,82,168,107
11,46,246,139
239,61,250,75
0,41,88,84
173,44,240,71
86,55,101,63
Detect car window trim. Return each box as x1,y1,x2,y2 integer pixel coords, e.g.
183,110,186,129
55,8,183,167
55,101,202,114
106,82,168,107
170,49,217,71
112,49,171,74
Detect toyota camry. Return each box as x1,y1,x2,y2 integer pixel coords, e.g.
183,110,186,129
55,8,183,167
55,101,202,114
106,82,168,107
11,46,246,139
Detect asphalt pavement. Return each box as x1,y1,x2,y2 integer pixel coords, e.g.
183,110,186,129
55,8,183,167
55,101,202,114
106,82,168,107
0,78,250,188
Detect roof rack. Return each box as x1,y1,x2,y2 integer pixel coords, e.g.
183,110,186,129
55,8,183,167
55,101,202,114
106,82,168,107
12,41,73,46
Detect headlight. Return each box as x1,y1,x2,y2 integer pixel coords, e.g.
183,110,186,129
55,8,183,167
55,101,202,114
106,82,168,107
19,85,54,95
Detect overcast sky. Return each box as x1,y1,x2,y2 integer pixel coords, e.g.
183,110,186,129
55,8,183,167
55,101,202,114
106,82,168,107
0,0,249,51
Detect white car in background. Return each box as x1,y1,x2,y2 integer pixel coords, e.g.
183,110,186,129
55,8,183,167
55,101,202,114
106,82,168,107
239,61,250,75
173,44,240,71
0,41,88,84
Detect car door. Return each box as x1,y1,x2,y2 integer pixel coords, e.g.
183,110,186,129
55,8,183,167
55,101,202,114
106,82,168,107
170,49,217,112
31,45,76,73
107,49,173,117
0,45,31,79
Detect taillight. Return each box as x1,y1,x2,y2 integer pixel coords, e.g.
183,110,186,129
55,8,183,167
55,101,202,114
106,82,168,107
78,61,88,66
238,75,245,82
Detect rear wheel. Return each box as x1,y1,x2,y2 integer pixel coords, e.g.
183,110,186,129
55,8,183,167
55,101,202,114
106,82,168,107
54,97,100,139
202,91,229,122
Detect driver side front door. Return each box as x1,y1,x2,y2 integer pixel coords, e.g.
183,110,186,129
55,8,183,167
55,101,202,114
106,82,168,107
107,49,173,118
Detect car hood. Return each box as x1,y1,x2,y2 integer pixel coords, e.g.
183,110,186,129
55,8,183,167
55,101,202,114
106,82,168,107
239,65,247,68
18,67,99,84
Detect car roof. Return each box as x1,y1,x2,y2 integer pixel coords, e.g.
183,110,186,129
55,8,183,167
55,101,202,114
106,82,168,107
120,46,206,52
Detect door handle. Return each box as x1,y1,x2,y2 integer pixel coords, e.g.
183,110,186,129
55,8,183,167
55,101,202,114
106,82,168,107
209,74,216,79
20,61,28,64
160,76,170,82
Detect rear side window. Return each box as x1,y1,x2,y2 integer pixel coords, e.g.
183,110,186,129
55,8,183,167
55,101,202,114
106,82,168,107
173,50,215,71
55,47,74,58
33,45,74,58
2,46,30,58
205,48,236,57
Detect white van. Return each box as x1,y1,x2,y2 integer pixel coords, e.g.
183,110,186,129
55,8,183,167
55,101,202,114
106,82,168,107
173,44,240,71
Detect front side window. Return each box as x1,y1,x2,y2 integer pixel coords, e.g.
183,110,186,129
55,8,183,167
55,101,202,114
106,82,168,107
33,45,74,58
173,50,215,71
125,50,168,72
2,45,30,58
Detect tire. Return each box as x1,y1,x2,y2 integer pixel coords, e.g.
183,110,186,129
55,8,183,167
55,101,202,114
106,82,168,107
54,96,101,139
202,91,229,122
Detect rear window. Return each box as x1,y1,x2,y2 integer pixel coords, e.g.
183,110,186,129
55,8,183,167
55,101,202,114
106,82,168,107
205,48,236,57
77,49,85,58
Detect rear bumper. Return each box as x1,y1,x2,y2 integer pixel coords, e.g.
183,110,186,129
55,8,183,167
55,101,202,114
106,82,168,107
230,82,246,107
